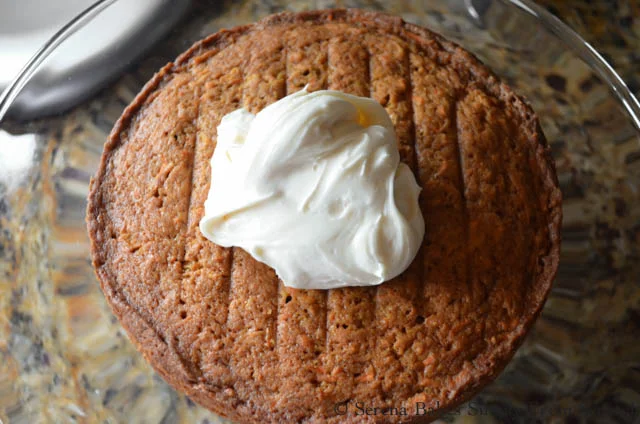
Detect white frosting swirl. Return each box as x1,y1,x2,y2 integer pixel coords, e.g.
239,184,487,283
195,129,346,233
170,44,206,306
199,88,424,289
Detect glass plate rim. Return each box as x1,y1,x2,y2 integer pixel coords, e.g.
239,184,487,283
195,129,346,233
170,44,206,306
0,0,639,132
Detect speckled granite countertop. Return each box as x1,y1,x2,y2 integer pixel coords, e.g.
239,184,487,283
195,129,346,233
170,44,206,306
1,1,639,423
536,0,639,101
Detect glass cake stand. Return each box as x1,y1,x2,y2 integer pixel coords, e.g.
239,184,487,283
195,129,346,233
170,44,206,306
1,1,639,423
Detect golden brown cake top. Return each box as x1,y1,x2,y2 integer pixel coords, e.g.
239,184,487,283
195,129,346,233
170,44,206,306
87,9,561,423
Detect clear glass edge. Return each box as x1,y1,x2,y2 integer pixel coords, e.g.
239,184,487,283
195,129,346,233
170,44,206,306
507,0,640,133
1,0,639,133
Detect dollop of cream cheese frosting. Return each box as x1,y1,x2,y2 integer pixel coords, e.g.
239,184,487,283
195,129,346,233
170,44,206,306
200,88,424,289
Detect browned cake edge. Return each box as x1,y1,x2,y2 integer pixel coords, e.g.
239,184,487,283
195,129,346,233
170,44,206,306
86,8,562,424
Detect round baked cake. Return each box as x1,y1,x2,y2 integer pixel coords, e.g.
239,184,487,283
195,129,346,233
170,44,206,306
87,9,562,423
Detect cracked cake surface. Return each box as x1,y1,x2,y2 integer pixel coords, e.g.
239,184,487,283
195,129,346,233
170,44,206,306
87,9,562,423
